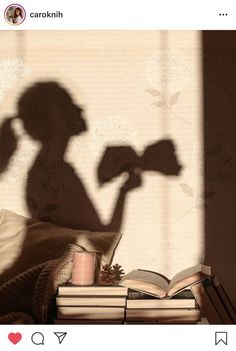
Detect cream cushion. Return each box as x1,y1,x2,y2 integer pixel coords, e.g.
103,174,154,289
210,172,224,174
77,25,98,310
0,209,121,284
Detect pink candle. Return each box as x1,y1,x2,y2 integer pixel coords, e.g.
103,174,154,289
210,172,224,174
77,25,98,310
72,251,96,285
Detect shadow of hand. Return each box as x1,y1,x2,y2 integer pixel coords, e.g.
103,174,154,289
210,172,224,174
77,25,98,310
122,168,142,192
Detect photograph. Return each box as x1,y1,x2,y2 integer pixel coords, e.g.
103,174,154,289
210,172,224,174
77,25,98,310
0,30,235,325
4,4,25,25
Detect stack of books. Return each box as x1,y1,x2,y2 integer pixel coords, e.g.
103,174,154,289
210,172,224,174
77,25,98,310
54,284,128,324
54,264,236,324
120,264,236,324
125,289,200,324
126,290,200,324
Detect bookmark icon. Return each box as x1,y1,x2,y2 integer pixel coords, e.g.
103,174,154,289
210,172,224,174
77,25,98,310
54,332,67,344
215,332,227,345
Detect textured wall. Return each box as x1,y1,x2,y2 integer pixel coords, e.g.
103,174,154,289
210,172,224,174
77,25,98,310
0,31,203,278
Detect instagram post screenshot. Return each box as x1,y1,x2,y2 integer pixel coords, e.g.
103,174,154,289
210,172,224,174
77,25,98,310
0,0,236,349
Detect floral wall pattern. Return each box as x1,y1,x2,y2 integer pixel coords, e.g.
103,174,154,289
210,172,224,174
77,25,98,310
0,31,203,277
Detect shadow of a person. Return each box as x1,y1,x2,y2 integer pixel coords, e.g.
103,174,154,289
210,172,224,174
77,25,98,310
0,81,182,286
0,81,142,284
0,81,143,231
17,81,141,231
21,82,141,231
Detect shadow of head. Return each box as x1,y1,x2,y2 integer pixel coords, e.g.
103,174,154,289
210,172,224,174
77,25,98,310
17,81,87,143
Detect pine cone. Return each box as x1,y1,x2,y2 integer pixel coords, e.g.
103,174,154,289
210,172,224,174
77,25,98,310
112,264,125,282
98,264,115,285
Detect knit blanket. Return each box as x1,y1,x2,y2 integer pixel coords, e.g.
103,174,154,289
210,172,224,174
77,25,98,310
0,244,83,324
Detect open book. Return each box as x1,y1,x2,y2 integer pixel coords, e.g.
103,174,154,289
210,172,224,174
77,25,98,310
120,264,211,298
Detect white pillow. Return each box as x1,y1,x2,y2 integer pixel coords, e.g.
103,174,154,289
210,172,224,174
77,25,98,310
0,209,121,284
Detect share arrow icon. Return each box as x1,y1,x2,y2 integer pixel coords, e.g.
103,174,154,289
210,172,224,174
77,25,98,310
54,332,67,344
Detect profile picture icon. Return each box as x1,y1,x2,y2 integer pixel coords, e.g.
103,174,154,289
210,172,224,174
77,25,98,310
4,4,26,25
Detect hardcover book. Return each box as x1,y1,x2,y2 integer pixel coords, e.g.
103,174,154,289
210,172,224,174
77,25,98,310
56,296,126,307
57,306,125,320
120,264,211,298
127,289,196,309
126,308,201,322
58,284,128,296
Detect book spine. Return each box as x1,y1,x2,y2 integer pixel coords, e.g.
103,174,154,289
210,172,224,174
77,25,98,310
212,277,236,324
191,281,222,324
125,321,199,324
127,299,196,309
202,278,232,324
126,308,200,322
128,290,148,299
58,288,127,296
57,307,125,320
56,297,126,307
54,319,124,324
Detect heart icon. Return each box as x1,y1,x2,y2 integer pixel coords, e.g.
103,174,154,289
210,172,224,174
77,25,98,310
8,332,22,345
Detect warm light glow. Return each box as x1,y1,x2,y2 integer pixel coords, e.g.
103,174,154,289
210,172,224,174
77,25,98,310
0,31,203,278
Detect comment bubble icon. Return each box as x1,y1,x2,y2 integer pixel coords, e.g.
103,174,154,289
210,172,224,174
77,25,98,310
31,332,45,345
